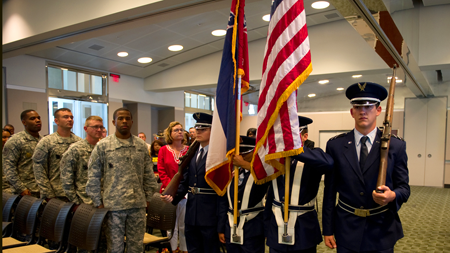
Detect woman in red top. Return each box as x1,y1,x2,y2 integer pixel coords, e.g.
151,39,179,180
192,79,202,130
157,121,189,253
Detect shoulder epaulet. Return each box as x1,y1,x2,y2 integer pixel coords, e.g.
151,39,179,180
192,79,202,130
392,134,404,142
329,132,347,141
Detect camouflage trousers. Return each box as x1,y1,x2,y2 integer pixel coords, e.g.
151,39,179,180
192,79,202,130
105,207,146,253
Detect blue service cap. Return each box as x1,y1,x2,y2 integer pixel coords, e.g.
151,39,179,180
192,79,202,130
193,112,213,129
239,135,255,154
346,82,387,106
298,116,313,131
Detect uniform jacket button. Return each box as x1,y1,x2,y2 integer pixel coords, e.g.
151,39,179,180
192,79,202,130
360,192,364,196
360,206,364,209
194,183,196,186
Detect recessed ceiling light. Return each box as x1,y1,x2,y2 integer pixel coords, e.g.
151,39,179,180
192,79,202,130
308,93,316,97
138,57,152,64
117,52,128,57
396,79,403,83
262,14,270,22
212,29,227,36
318,80,329,84
336,87,344,91
168,45,183,51
352,74,362,78
311,1,330,9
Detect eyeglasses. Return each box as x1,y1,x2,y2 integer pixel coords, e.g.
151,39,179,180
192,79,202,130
172,129,184,133
88,125,105,130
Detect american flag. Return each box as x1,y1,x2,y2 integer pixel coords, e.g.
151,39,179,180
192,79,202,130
205,0,249,196
251,0,312,184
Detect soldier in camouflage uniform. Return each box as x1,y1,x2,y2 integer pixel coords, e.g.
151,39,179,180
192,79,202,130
60,116,104,205
86,108,158,253
3,110,43,197
33,108,82,200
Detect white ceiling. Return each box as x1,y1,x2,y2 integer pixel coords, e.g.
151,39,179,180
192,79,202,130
24,0,450,106
28,0,344,79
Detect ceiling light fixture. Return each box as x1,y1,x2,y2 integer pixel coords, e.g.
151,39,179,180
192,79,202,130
168,45,183,51
262,14,270,22
336,87,344,91
212,29,227,36
318,80,329,84
396,79,403,83
311,1,330,9
352,74,362,78
308,93,316,97
138,57,152,64
117,52,128,57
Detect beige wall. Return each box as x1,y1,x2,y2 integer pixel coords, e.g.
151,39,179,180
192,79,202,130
6,89,49,135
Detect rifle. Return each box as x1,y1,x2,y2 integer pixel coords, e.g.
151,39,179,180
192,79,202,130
376,65,397,193
162,140,200,197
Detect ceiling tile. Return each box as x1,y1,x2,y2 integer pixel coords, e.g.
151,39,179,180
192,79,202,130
28,47,67,59
61,38,121,57
147,37,204,59
165,11,227,37
54,50,98,65
83,58,121,70
124,29,184,52
169,45,219,63
97,24,163,46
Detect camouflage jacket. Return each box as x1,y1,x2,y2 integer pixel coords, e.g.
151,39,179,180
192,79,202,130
60,139,95,205
3,130,42,194
33,132,82,199
86,134,158,211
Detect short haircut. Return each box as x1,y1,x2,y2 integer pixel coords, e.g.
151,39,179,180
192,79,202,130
246,128,257,137
85,116,103,127
54,108,72,118
113,108,132,120
20,110,36,121
301,128,308,135
164,121,183,145
150,140,164,156
189,127,195,130
138,132,146,137
3,128,12,135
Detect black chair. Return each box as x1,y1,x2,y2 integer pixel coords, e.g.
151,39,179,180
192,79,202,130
2,192,21,237
2,195,44,249
65,203,109,253
143,193,177,253
3,198,74,253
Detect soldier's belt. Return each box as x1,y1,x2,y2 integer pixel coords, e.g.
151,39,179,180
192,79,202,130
272,200,315,212
338,199,389,217
228,206,265,216
188,186,216,195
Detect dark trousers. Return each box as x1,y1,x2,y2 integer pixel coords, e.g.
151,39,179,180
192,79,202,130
337,247,394,253
269,246,316,253
185,224,220,253
226,235,265,253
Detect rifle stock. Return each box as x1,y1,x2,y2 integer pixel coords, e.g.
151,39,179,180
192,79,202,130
162,140,200,197
376,66,397,193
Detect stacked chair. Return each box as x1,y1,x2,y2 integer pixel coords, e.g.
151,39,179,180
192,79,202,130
1,193,109,253
2,193,21,237
143,193,177,253
2,195,44,250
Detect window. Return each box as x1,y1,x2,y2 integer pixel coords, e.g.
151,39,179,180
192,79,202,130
184,92,213,110
47,64,108,137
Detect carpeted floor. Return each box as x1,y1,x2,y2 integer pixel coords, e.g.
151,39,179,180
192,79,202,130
146,184,450,253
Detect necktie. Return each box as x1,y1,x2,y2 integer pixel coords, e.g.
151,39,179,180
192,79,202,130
360,136,369,170
196,148,204,166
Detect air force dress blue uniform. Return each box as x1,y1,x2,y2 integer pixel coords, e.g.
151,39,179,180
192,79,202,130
217,136,270,253
322,82,410,252
265,117,334,253
172,113,220,253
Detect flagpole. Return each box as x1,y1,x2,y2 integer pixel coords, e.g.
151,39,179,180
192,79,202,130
232,74,242,243
282,156,292,243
